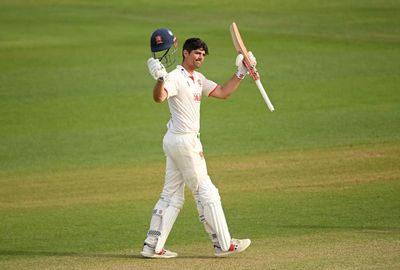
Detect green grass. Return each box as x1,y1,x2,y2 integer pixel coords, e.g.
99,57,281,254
1,0,400,269
0,143,399,269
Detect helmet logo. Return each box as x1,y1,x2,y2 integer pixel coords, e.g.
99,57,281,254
155,35,163,45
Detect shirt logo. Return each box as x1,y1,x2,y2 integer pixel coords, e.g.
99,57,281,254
194,93,202,102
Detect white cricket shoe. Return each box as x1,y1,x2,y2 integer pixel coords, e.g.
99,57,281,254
214,238,251,257
140,242,178,259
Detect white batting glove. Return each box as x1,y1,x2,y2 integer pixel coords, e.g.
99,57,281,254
235,52,257,80
248,51,257,66
147,57,168,81
235,54,247,80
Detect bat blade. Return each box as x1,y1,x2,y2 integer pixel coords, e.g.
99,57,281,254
229,22,275,112
229,22,259,80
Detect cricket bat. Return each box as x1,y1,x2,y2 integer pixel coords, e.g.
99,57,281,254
230,22,275,112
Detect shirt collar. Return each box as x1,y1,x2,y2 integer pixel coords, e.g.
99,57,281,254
177,65,195,79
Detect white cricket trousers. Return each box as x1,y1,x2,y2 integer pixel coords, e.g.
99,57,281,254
162,131,219,201
144,131,231,250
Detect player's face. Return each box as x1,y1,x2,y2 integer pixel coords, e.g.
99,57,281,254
184,49,206,70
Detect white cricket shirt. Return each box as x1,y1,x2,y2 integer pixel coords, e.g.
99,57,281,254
164,65,218,134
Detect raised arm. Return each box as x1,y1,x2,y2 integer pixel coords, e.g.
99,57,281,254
153,79,168,103
209,53,256,99
209,75,242,99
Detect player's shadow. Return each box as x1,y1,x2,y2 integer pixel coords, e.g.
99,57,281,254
0,250,214,259
0,249,138,259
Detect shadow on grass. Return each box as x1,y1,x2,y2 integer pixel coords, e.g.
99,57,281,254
0,250,214,260
0,250,139,259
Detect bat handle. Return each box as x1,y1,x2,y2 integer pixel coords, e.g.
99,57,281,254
255,79,275,112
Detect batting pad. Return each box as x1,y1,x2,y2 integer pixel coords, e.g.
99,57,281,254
204,201,231,251
155,205,180,253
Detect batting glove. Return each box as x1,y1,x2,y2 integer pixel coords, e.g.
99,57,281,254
147,57,168,81
248,51,257,66
235,54,247,80
235,52,257,80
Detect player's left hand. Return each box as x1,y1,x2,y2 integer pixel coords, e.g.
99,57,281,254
235,52,258,79
235,53,249,80
235,54,247,79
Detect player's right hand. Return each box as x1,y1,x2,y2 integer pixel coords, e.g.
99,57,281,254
147,57,168,81
248,51,257,66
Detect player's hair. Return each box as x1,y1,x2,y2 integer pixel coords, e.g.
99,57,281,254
182,38,209,58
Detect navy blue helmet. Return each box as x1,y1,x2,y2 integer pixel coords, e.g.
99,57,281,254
150,28,177,68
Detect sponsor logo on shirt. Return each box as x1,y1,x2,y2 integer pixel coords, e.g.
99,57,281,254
194,93,202,102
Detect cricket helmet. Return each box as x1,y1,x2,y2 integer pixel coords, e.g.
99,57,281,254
150,28,178,68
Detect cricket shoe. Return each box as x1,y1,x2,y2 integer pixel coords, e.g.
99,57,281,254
140,242,178,259
214,238,251,257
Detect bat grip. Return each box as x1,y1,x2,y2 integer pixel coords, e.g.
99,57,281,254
243,60,259,80
255,79,275,112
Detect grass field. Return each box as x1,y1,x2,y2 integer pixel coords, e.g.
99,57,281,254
1,0,400,269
